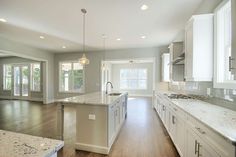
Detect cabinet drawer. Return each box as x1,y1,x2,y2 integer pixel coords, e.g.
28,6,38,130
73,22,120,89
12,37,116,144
169,102,187,120
187,115,235,157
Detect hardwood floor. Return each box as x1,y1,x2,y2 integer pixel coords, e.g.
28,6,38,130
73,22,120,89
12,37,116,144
0,97,179,157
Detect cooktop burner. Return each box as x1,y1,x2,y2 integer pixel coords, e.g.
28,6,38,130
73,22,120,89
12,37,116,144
167,94,194,99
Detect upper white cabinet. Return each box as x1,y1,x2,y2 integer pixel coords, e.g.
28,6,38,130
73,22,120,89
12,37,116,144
232,0,236,78
161,53,170,82
185,14,214,81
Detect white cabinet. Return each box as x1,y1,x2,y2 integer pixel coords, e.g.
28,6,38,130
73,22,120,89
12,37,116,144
232,0,236,78
155,92,235,157
185,14,214,81
161,53,170,82
186,127,220,157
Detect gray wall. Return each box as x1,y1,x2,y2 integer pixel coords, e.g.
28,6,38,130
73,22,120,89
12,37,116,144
111,63,153,96
0,37,54,103
54,47,168,99
0,57,43,101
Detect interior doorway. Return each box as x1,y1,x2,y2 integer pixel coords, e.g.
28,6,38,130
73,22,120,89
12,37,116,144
13,64,30,98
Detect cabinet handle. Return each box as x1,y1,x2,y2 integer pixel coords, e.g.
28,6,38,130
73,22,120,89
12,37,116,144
197,143,202,157
229,56,235,72
196,127,206,134
172,116,175,124
194,140,198,155
174,108,177,111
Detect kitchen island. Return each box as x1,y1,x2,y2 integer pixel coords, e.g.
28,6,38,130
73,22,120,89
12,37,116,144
56,92,128,154
0,130,64,157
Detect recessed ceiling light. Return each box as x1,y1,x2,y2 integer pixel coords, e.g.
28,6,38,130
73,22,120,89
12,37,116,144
39,36,45,39
116,38,121,41
0,18,7,23
141,36,146,39
62,46,66,49
141,4,148,10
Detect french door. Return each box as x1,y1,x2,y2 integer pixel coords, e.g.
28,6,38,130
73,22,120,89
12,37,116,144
13,65,30,98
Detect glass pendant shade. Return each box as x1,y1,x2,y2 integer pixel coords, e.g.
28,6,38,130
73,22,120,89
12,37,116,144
79,53,90,65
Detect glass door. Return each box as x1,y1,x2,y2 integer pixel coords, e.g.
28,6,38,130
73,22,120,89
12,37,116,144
13,65,30,98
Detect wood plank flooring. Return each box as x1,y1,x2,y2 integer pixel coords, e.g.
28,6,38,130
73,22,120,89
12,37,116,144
0,97,179,157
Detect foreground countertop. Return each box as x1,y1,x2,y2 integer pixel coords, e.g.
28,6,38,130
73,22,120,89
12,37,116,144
0,130,64,157
157,91,236,145
57,92,127,105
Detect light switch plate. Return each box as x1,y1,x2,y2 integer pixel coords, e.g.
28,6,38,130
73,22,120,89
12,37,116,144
88,114,96,120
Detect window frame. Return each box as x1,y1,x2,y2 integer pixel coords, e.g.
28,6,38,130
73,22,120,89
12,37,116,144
58,61,85,93
30,63,41,92
213,0,236,89
119,68,148,90
3,64,12,91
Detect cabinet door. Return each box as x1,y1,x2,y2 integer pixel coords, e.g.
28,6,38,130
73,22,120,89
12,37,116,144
200,141,221,157
108,105,115,145
232,0,236,78
176,116,185,157
186,128,199,157
115,106,120,131
169,113,177,141
185,22,194,80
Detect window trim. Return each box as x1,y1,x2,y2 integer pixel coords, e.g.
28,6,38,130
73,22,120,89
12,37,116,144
213,0,236,89
58,61,85,93
119,68,148,90
30,63,41,92
3,64,12,91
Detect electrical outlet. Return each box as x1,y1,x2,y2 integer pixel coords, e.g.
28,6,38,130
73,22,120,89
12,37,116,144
207,88,211,96
88,114,96,120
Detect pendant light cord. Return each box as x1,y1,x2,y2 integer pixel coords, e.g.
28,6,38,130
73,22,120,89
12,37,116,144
83,11,85,53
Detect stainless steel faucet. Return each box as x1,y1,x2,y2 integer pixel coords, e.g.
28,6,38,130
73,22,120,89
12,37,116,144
105,82,113,94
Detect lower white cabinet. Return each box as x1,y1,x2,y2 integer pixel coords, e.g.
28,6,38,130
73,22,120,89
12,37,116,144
186,127,220,157
155,93,235,157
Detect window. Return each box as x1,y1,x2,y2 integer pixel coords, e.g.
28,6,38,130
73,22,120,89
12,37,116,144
3,64,12,90
31,63,41,91
214,0,236,88
59,61,84,93
120,69,147,90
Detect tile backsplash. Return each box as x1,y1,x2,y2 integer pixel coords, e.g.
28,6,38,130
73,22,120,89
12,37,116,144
169,81,236,111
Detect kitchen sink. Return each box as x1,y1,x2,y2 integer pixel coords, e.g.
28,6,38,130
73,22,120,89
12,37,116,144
108,93,122,96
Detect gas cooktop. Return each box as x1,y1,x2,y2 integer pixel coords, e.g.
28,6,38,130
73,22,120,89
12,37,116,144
167,94,194,99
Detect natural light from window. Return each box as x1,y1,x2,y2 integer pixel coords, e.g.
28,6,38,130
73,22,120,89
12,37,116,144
59,61,84,93
120,69,147,90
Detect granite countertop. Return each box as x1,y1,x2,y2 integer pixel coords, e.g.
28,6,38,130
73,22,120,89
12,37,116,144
172,99,236,145
56,92,127,105
156,90,236,145
0,130,64,157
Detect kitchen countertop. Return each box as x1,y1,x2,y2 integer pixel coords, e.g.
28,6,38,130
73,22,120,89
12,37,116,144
156,91,236,145
0,130,64,157
56,92,128,106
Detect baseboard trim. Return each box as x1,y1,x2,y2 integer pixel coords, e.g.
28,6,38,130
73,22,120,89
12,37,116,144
74,143,109,154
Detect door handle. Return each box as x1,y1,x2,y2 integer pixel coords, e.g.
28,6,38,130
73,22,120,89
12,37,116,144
229,56,235,72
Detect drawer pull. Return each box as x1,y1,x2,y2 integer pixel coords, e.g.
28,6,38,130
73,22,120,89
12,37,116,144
194,140,198,154
174,108,178,111
196,127,206,134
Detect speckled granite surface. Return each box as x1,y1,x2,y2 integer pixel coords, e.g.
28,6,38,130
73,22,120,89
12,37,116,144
56,92,127,105
157,90,236,145
0,130,64,157
171,99,236,145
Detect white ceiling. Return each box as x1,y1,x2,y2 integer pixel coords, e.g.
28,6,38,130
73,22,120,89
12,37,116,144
0,0,203,53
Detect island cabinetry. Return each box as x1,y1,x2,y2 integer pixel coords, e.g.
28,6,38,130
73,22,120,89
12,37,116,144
59,92,129,155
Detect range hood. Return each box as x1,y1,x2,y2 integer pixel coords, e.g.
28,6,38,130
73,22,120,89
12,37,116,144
171,53,185,65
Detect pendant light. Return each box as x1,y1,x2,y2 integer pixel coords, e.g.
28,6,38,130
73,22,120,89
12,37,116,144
79,8,90,65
